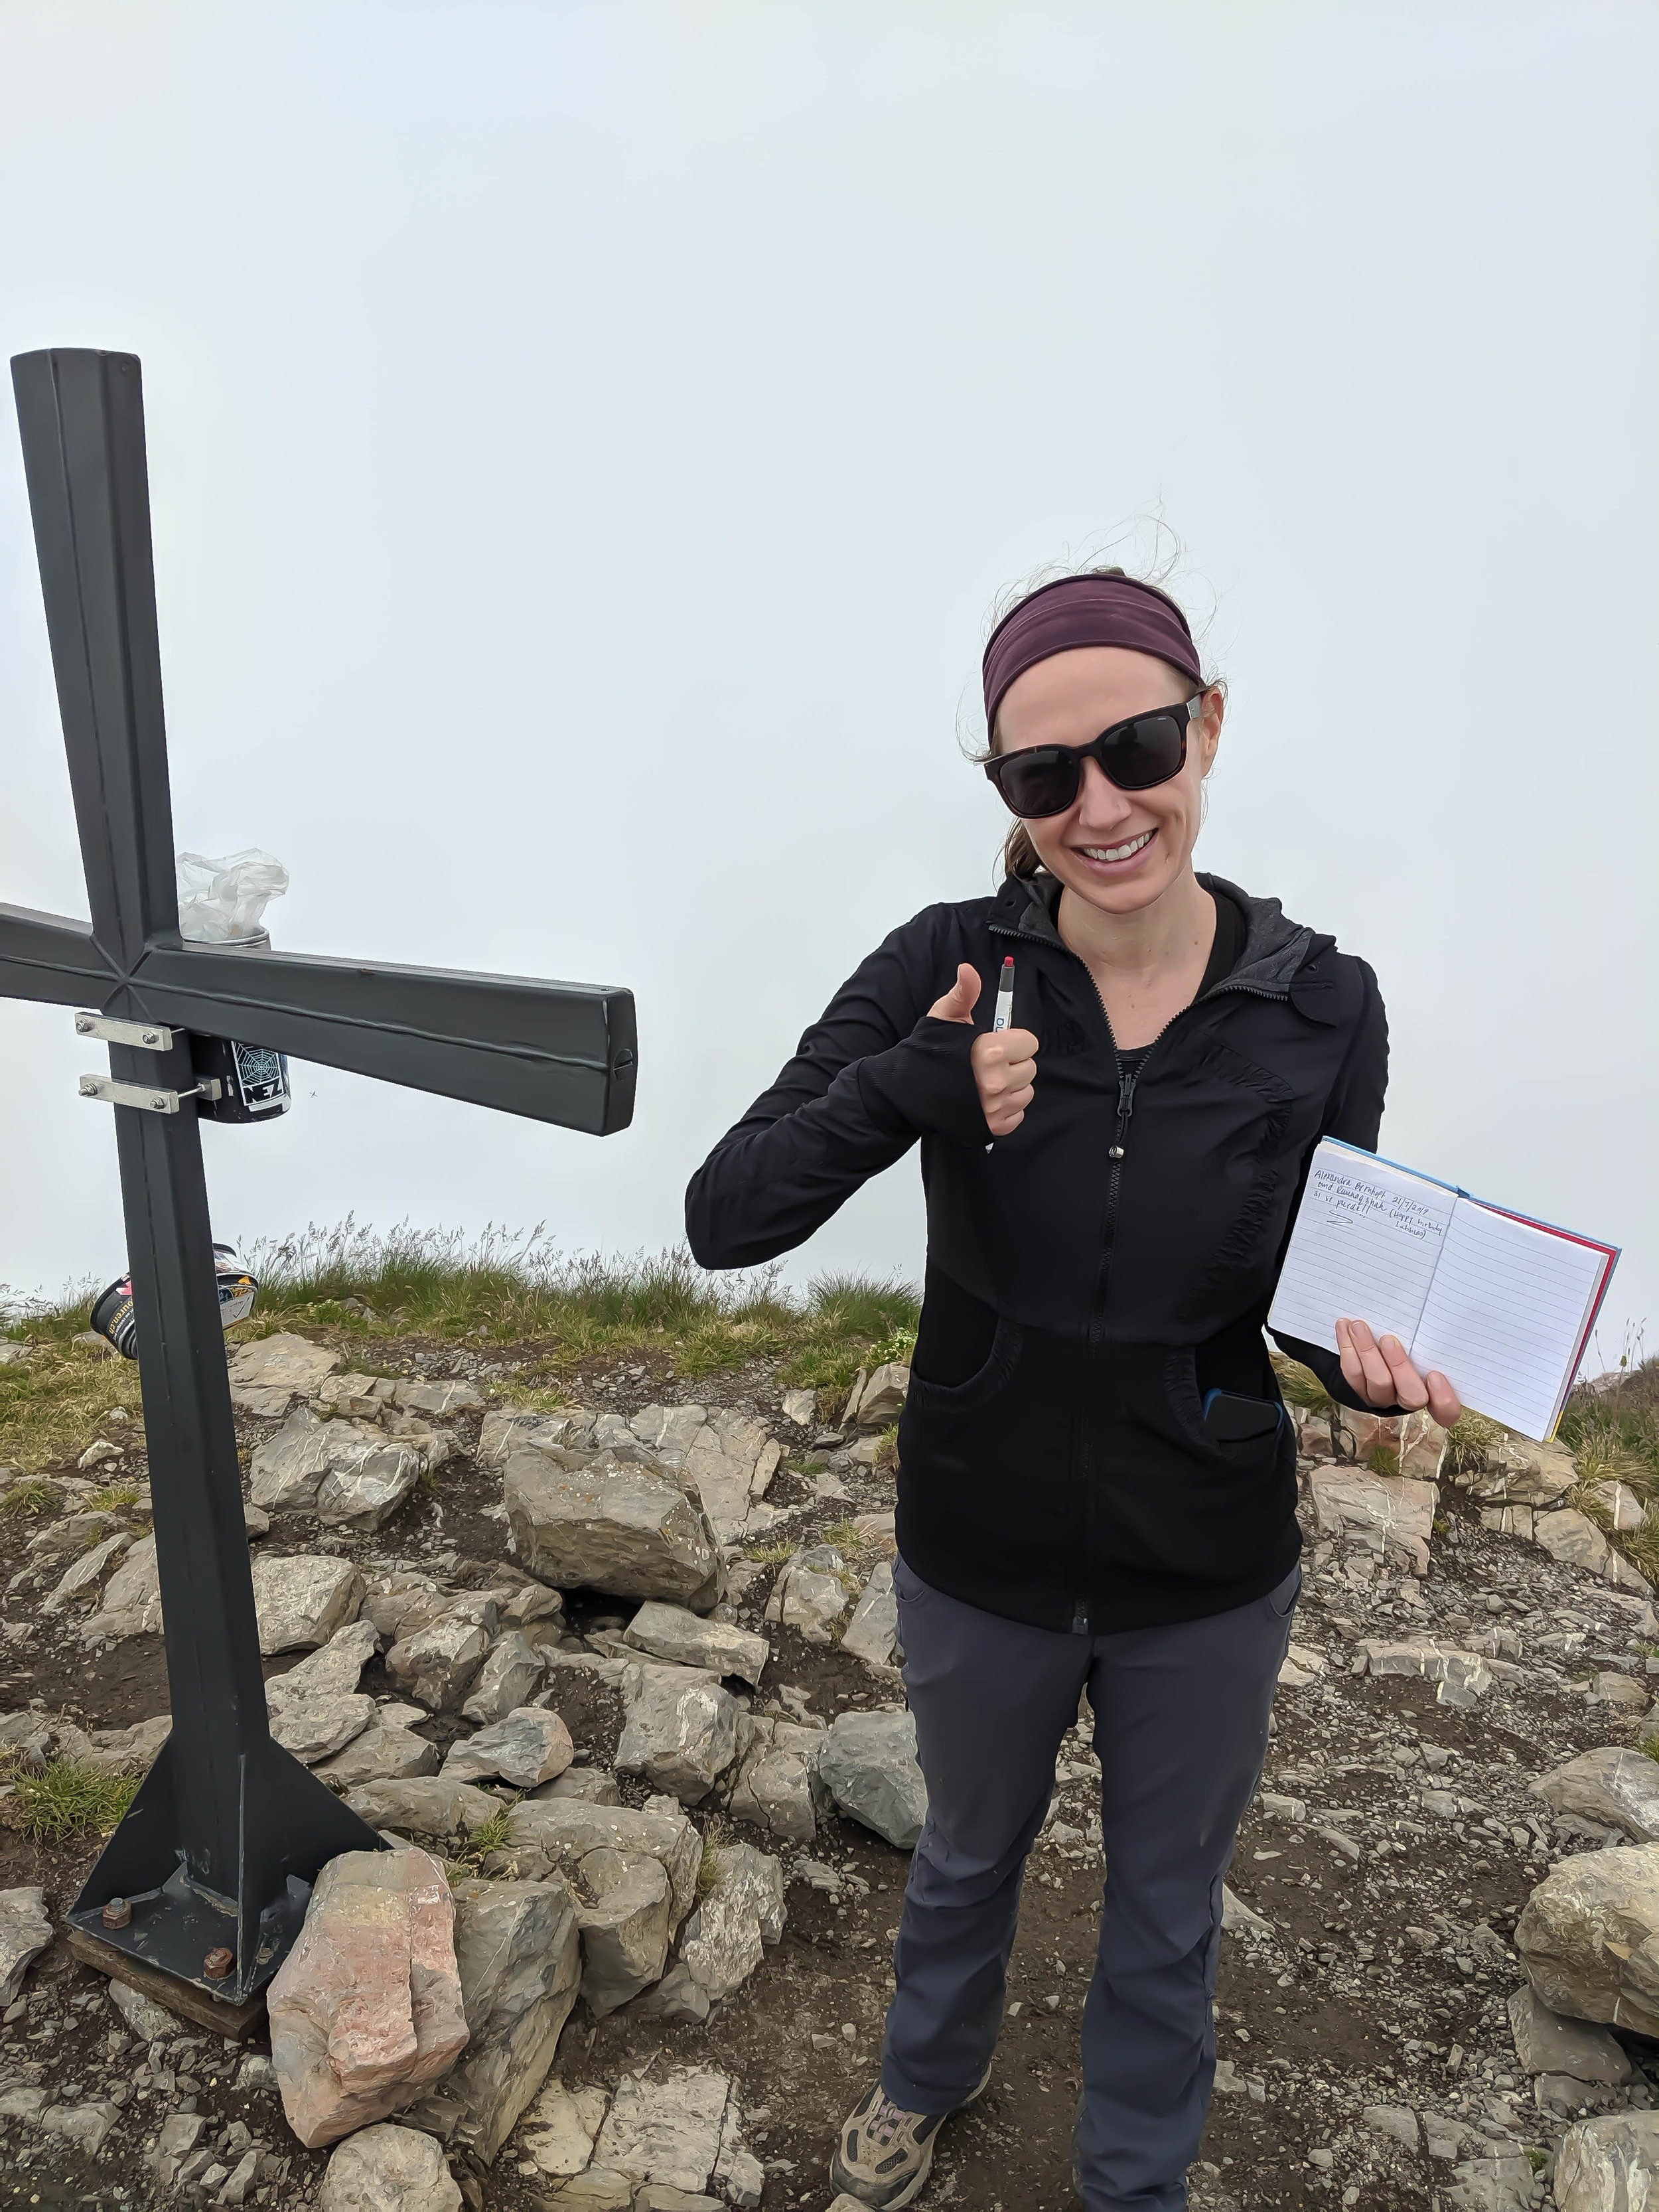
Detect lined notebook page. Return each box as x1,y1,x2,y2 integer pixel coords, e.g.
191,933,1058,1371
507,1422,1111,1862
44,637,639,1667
1411,1202,1608,1441
1267,1143,1459,1355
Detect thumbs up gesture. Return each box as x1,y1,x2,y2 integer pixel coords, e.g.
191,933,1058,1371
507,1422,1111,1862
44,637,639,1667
928,962,1040,1138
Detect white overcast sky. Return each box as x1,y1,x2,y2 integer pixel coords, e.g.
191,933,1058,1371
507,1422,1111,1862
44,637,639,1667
2,3,1656,1376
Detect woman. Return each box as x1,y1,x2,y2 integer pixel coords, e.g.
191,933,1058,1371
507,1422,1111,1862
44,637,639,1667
684,569,1461,2211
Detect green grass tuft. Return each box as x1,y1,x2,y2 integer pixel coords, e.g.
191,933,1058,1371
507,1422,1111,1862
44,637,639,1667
84,1483,141,1513
0,1476,60,1516
7,1758,138,1842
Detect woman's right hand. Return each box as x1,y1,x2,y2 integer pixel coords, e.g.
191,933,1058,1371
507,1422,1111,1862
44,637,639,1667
929,963,1040,1138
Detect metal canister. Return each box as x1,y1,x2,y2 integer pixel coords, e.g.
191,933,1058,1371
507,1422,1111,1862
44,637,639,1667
91,1243,259,1360
190,930,292,1123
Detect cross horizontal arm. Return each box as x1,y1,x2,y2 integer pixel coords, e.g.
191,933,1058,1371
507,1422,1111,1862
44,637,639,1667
0,903,115,1006
132,941,637,1136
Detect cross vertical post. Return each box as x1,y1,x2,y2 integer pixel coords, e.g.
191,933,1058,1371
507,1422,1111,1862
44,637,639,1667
3,347,637,2012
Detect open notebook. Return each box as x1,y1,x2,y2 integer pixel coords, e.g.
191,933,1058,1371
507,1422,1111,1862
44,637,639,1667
1267,1139,1619,1441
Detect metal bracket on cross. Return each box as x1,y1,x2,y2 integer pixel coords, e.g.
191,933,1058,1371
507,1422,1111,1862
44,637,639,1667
2,348,637,2017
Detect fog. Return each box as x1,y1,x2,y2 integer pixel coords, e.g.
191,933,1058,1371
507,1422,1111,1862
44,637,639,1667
3,3,1654,1374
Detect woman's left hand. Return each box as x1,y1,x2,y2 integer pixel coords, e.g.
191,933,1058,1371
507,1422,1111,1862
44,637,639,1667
1335,1317,1463,1426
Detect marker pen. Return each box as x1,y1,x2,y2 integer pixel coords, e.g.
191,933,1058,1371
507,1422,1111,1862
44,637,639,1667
986,956,1015,1151
992,955,1015,1033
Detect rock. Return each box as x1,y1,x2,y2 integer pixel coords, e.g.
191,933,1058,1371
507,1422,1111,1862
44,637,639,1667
220,2148,261,2204
633,2190,724,2212
40,1529,131,1615
318,1717,441,1786
436,1876,582,2163
616,1662,741,1805
1221,1886,1273,1937
1362,1639,1493,1706
342,1776,503,1844
630,1405,783,1543
494,1797,701,1917
1449,2149,1536,2211
764,1545,852,1643
317,2122,463,2212
40,2101,119,2153
0,1887,51,2004
573,1848,676,2015
268,1848,469,2149
622,1600,769,1686
1508,1984,1632,2083
391,1376,484,1419
274,1617,380,1696
536,2171,634,2209
1308,1468,1439,1576
80,1532,163,1641
252,1554,366,1654
816,1708,927,1848
1536,1750,1659,1844
727,1716,821,1845
851,1362,910,1431
1463,1434,1578,1508
360,1572,443,1643
270,1688,378,1765
1596,1672,1650,1711
782,1389,817,1429
460,1631,546,1724
591,2065,732,2193
1590,1481,1648,1532
1515,1841,1659,2033
0,1343,29,1365
677,1841,784,2005
520,2079,611,2175
443,1708,573,1790
839,1560,899,1669
713,2102,765,2211
109,1976,180,2039
630,1958,711,2022
1555,2112,1659,2212
1536,1510,1654,1595
386,1601,496,1712
1361,2106,1420,2149
226,1331,342,1418
1482,1505,1535,1540
534,1767,622,1806
504,1441,721,1611
250,1407,431,1532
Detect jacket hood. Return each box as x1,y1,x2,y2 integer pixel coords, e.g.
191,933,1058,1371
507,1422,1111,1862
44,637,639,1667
991,870,1329,997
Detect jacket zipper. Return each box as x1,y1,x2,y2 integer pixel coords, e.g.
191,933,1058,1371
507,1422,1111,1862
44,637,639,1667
988,919,1292,1634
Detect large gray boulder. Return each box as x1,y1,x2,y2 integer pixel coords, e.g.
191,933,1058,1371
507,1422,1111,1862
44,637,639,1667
1516,1843,1659,2033
317,2122,462,2212
839,1560,899,1670
628,1404,782,1543
80,1533,163,1643
461,1631,546,1724
1555,2113,1659,2212
504,1442,721,1611
1534,1749,1659,1845
385,1597,497,1712
574,1848,676,2016
226,1331,343,1417
816,1708,927,1848
252,1556,367,1654
342,1777,504,1846
727,1716,822,1846
438,1877,582,2164
442,1708,573,1791
0,1887,51,2006
590,2066,733,2196
491,1797,701,1926
616,1662,741,1805
317,1717,439,1787
267,1620,381,1763
764,1546,852,1643
622,1600,769,1687
676,1842,784,2006
250,1407,441,1532
1508,1984,1632,2084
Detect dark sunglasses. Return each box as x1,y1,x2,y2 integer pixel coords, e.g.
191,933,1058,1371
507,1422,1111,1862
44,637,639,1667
983,694,1205,819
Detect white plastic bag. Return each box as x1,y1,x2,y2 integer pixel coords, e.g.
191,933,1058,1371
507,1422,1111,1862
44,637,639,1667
175,849,289,944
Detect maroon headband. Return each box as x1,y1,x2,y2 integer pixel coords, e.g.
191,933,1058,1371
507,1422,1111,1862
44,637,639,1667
982,575,1203,733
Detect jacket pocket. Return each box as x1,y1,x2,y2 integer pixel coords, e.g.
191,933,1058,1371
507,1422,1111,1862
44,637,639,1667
906,1314,1025,1410
1094,1345,1297,1585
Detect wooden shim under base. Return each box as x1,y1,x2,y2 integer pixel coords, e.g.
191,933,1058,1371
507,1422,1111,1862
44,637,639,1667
66,1927,268,2041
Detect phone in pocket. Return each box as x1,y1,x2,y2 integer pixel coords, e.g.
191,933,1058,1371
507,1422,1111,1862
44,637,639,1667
1200,1388,1284,1443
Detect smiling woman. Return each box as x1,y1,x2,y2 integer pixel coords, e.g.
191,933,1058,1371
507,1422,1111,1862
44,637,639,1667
684,560,1461,2211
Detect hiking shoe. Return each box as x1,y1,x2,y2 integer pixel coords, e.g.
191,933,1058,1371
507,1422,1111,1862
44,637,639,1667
829,2062,992,2209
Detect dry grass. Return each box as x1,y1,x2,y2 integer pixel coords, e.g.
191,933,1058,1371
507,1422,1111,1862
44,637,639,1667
0,1344,145,1477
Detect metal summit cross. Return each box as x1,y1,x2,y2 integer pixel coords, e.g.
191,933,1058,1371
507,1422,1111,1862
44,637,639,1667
1,347,636,2017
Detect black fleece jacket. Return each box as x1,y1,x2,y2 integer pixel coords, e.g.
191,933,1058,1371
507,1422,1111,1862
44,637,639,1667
687,874,1390,1633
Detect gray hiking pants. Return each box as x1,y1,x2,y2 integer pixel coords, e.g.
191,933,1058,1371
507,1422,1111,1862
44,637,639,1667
879,1552,1301,2210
